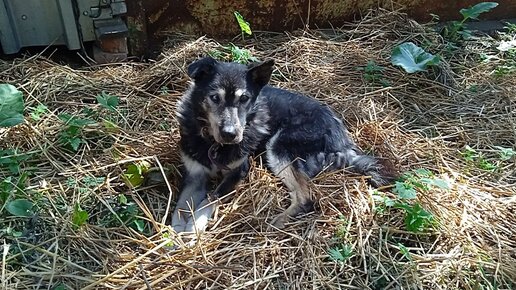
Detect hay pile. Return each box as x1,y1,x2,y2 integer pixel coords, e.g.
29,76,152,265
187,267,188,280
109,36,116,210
1,10,515,289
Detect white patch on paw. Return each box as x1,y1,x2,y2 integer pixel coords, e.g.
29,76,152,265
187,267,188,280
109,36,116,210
184,198,217,233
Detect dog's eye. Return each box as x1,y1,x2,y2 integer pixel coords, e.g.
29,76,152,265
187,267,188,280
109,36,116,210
240,94,250,103
209,94,220,104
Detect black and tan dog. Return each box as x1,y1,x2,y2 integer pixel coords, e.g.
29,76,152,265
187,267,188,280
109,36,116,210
171,57,393,234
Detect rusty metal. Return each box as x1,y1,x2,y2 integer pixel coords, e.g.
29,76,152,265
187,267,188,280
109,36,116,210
127,0,516,56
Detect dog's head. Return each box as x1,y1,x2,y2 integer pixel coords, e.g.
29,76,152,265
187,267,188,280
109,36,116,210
187,57,274,144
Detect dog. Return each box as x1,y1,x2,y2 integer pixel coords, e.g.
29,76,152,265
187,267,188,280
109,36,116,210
171,57,393,234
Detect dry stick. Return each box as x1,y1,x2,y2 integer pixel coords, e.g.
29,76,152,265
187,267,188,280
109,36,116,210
155,156,175,225
1,242,9,289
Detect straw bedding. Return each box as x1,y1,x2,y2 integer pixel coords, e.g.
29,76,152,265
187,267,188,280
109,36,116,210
0,9,514,290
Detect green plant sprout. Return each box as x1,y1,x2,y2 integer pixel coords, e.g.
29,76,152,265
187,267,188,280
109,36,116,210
441,2,499,43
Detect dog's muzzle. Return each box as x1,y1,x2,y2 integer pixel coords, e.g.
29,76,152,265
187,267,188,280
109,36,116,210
219,125,242,144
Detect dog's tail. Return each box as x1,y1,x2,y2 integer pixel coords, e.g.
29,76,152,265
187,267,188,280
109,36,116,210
327,148,396,187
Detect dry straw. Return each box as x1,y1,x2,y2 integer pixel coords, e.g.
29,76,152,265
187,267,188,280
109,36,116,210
0,9,515,290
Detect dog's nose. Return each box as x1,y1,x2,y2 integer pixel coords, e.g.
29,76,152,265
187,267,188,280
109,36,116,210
220,127,237,141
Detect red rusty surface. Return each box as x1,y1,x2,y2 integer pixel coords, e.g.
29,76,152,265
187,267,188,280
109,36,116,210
126,0,516,55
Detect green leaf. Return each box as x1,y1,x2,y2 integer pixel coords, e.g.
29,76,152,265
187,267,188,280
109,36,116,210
6,199,34,217
328,248,345,261
233,11,252,35
461,145,478,161
30,104,48,121
69,137,82,151
96,92,119,112
460,2,498,20
393,181,417,199
328,244,353,262
495,146,515,161
53,283,67,290
58,114,94,127
123,163,150,188
478,158,497,171
72,203,89,228
132,219,145,232
0,84,25,127
118,194,128,205
420,178,450,190
401,203,434,232
391,42,440,73
398,242,412,261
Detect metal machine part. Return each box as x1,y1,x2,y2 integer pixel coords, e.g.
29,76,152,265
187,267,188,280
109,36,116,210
0,0,127,63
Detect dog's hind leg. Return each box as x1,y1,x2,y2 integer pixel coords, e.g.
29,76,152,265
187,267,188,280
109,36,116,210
269,162,314,229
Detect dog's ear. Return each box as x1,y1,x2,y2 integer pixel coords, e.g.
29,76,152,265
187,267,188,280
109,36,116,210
187,57,217,81
247,59,275,87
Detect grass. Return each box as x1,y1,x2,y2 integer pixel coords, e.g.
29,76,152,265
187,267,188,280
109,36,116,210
0,9,515,289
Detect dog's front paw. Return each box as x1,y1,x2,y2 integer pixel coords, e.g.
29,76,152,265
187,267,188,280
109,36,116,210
184,214,210,234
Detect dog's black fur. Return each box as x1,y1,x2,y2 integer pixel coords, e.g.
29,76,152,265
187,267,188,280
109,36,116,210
171,57,394,234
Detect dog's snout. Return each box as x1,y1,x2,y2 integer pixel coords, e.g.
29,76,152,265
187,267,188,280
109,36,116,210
220,126,237,141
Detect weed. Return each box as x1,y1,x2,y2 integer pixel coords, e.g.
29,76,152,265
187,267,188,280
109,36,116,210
96,91,119,112
495,146,515,161
398,242,412,261
58,113,95,151
209,44,258,64
396,203,434,232
0,149,32,175
122,161,150,188
504,22,516,34
159,86,170,95
441,2,499,43
29,104,48,121
460,145,512,171
71,203,89,229
358,60,390,86
99,194,146,232
328,244,353,262
461,145,478,162
0,174,34,217
373,169,445,233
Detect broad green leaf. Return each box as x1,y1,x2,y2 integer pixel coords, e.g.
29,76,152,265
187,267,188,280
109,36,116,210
6,199,34,217
393,181,417,199
0,84,25,127
460,2,498,20
391,42,440,73
234,11,252,35
72,203,89,228
96,92,119,112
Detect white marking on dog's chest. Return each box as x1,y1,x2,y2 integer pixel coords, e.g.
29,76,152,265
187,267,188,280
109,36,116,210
181,152,217,177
